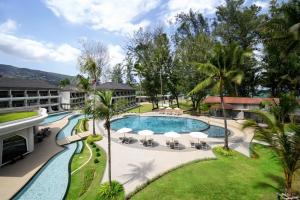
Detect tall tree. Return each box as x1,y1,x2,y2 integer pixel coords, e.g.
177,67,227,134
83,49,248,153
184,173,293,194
124,55,136,86
96,91,114,186
173,10,213,110
79,40,109,135
59,78,70,87
213,0,263,96
110,63,123,83
191,43,249,150
260,0,300,96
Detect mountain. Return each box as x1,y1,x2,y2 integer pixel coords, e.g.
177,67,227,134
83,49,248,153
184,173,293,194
0,64,74,85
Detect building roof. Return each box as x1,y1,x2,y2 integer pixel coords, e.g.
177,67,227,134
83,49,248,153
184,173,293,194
0,78,58,90
61,85,82,92
96,82,134,91
203,96,277,105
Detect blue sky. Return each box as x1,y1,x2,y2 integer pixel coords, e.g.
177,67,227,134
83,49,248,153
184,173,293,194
0,0,270,76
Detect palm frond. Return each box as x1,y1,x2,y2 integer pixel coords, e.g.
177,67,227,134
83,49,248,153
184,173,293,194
189,77,214,95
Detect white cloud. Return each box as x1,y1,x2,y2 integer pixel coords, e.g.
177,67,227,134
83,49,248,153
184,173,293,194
108,44,125,67
164,0,225,23
45,0,160,34
0,19,18,33
253,1,269,9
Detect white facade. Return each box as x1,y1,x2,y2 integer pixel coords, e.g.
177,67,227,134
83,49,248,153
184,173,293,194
60,91,85,110
0,108,47,166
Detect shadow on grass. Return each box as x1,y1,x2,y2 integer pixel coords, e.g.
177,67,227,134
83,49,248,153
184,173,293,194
121,160,155,186
254,173,284,192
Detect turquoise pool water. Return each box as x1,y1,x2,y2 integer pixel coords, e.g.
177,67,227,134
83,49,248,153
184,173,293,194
111,115,226,137
14,115,85,200
40,112,70,125
111,116,210,134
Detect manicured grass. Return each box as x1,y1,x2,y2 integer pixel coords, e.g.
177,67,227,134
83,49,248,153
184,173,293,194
127,103,153,113
131,144,299,200
0,111,38,123
66,141,106,200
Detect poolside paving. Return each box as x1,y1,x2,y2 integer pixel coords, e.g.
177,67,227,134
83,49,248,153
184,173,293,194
0,114,71,200
94,113,254,195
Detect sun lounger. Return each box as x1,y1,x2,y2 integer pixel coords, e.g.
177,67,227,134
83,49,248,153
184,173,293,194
190,140,195,148
166,140,170,147
174,140,180,149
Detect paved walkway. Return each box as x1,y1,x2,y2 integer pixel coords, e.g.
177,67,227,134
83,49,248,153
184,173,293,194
94,114,254,195
0,115,71,200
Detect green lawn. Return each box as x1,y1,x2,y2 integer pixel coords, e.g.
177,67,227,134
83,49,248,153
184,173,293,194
127,103,153,113
0,111,38,123
131,144,299,200
66,141,106,200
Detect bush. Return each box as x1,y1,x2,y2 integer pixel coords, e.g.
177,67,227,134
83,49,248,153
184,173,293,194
92,144,96,148
96,152,101,157
214,146,234,157
89,141,94,145
96,148,100,152
98,181,124,200
87,135,102,143
94,158,99,163
79,168,95,196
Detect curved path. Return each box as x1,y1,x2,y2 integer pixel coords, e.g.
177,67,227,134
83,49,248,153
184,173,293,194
93,113,254,196
71,141,93,175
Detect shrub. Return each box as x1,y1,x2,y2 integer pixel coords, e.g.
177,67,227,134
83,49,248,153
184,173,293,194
92,144,96,148
214,146,234,157
87,135,103,143
79,168,95,196
96,152,101,157
96,148,100,152
94,158,99,163
98,181,124,200
89,141,94,145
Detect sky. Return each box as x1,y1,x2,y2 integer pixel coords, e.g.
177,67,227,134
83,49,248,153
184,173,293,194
0,0,270,76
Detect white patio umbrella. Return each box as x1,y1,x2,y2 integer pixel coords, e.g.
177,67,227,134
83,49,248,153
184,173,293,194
138,130,154,139
164,131,181,141
189,132,208,143
117,127,132,137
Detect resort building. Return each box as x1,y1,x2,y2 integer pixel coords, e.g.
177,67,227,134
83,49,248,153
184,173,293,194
0,78,62,113
97,82,136,109
203,96,277,120
0,108,47,166
60,85,86,110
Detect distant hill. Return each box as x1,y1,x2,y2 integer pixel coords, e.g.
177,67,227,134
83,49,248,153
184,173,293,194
0,64,74,85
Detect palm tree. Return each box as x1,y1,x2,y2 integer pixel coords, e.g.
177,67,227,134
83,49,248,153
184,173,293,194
243,110,300,198
95,90,115,186
190,43,249,150
80,57,101,135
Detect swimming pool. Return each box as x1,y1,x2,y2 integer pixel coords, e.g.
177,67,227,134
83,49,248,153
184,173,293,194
40,112,70,125
14,114,84,200
111,115,209,133
111,115,226,137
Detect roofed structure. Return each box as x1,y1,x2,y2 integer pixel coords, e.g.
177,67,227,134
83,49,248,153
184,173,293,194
0,78,58,90
96,82,134,91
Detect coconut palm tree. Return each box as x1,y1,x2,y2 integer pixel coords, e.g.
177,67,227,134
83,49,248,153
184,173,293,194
95,90,115,186
80,57,101,135
190,43,250,150
243,110,300,198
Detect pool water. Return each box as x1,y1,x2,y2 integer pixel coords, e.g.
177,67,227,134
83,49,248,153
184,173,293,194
111,115,210,134
40,112,70,125
14,115,85,200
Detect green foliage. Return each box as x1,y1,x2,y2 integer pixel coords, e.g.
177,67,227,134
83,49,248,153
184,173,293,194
59,78,70,87
96,152,101,157
96,148,100,152
79,168,95,196
110,63,123,84
94,158,99,164
0,111,38,123
98,181,125,200
213,146,234,157
92,144,96,148
87,135,102,143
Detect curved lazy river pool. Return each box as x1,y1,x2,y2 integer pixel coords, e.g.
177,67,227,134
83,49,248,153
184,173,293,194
111,115,226,137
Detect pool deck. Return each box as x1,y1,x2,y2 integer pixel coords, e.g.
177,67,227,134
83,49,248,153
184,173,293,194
95,112,254,196
0,115,70,200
